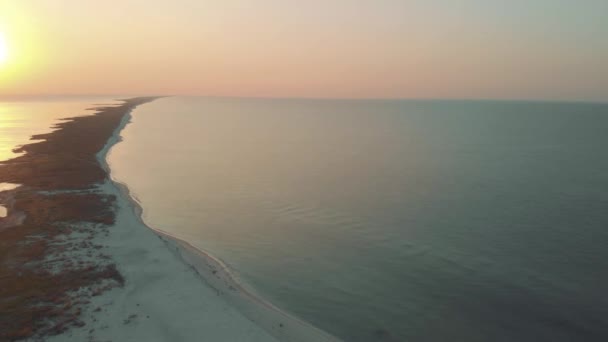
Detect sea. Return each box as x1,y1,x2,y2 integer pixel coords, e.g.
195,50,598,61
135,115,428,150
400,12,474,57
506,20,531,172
107,97,608,342
3,96,608,341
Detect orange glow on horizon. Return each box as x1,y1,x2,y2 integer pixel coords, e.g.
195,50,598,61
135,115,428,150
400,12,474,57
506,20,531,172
0,1,606,102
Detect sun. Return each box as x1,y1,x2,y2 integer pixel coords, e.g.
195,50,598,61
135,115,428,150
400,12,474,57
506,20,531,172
0,32,8,65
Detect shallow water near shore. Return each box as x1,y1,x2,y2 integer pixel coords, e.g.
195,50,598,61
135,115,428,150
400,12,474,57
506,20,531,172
109,97,608,341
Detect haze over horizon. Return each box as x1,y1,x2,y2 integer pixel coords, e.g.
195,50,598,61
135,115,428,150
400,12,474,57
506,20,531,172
0,0,607,102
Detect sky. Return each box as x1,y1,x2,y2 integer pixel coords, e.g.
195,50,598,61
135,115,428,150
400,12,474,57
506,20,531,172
0,0,607,101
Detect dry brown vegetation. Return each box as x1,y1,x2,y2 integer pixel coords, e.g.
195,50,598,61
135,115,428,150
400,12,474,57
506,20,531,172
0,97,157,341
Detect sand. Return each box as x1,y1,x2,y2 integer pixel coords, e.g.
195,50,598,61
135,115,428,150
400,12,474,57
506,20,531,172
0,98,275,341
44,178,277,341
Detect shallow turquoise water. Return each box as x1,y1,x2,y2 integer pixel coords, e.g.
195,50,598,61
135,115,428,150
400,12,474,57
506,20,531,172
109,97,608,341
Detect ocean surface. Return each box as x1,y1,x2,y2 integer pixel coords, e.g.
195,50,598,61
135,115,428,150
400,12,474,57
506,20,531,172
1,96,606,340
109,97,608,341
108,97,606,341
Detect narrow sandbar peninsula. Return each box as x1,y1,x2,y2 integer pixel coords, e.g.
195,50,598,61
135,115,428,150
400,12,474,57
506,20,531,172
0,98,157,339
0,97,276,341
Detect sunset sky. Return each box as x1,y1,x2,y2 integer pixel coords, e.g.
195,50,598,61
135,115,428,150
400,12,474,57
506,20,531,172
0,0,607,101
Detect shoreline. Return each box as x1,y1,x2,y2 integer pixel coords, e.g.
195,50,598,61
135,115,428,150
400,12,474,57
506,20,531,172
0,98,158,340
0,98,276,341
101,99,340,341
0,96,338,341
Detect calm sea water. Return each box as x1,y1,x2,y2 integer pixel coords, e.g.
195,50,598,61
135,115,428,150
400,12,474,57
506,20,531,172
108,97,608,342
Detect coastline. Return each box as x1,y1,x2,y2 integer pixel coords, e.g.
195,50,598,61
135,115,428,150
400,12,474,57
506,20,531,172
0,96,338,341
0,98,276,341
0,98,158,340
101,100,340,341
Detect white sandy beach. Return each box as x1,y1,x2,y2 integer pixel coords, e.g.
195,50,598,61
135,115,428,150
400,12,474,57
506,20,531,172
42,110,278,341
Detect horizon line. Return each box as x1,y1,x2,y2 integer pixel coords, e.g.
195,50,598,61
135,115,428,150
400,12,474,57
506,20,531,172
1,93,606,105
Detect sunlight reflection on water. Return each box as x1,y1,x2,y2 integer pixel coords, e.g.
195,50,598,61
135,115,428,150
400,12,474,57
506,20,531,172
0,97,122,161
